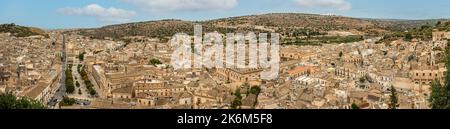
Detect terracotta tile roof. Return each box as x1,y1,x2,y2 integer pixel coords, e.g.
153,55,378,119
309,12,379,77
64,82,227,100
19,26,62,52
288,66,312,75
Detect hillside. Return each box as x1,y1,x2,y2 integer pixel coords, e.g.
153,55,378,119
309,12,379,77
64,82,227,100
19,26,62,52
207,13,374,30
74,20,194,40
0,23,48,38
70,13,448,40
373,19,450,43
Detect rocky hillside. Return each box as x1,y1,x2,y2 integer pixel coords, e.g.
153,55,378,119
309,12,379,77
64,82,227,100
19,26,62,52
0,23,48,38
74,19,194,40
69,13,447,40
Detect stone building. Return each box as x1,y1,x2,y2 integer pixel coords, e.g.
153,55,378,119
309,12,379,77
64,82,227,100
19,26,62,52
410,63,446,85
215,68,262,83
432,30,450,41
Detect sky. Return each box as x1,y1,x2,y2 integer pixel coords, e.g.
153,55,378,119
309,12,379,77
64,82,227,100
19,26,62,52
1,0,450,29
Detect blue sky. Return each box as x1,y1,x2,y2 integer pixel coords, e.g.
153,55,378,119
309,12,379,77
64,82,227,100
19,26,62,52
1,0,449,29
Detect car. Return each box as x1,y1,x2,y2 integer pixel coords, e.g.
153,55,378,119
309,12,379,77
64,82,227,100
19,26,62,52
83,101,91,106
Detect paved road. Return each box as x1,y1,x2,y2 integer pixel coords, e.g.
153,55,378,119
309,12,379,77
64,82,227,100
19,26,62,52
48,34,67,108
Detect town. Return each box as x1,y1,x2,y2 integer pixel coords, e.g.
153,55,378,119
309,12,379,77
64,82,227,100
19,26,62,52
1,16,449,109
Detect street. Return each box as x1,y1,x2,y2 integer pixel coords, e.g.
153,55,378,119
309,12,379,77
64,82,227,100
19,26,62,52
48,34,67,108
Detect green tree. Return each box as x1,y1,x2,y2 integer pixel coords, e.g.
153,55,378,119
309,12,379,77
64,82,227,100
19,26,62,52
359,77,366,83
89,90,97,96
77,64,82,72
388,86,399,109
351,103,359,109
249,86,262,108
429,80,447,109
404,33,413,42
65,80,75,94
231,88,242,109
448,39,450,47
231,98,242,109
149,59,162,66
429,50,450,109
250,86,261,95
78,52,85,61
0,92,46,109
60,96,76,106
235,88,242,99
65,64,75,94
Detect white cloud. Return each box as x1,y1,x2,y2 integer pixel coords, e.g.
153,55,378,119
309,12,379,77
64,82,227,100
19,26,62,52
121,0,238,12
295,0,352,11
59,4,136,22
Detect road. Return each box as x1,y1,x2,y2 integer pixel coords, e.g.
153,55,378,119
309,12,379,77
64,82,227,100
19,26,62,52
48,34,67,108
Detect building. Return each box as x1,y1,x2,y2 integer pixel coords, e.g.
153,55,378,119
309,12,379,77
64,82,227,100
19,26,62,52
215,68,262,83
410,64,446,85
432,30,450,41
0,72,12,86
177,92,193,105
280,49,317,61
90,62,169,98
335,63,366,80
92,65,108,97
288,66,317,78
294,76,328,88
22,68,61,105
111,86,133,100
137,97,156,107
